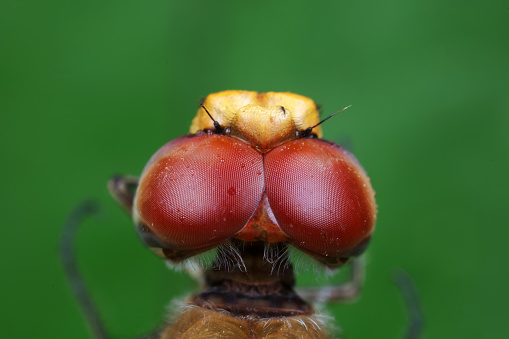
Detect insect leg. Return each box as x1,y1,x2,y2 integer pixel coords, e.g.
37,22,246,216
60,201,164,339
297,257,364,303
107,175,139,213
60,201,109,339
393,269,424,339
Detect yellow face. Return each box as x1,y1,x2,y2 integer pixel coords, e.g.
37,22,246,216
190,91,323,151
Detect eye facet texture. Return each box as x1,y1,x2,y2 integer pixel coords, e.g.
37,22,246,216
264,139,376,261
134,133,264,253
135,134,376,263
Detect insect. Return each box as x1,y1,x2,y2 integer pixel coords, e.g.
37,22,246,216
62,90,380,338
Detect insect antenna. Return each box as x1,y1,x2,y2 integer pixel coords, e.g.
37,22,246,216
200,104,225,134
300,105,352,138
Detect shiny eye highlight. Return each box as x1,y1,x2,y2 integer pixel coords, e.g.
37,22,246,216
264,139,376,265
133,134,376,265
134,133,265,259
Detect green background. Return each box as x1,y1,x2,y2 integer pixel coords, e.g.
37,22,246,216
1,1,507,338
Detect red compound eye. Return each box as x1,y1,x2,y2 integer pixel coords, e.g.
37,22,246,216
265,138,376,264
134,133,264,258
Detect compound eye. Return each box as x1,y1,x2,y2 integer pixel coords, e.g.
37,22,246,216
134,133,264,260
265,139,377,265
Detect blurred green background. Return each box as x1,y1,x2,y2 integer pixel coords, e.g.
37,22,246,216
1,0,507,338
